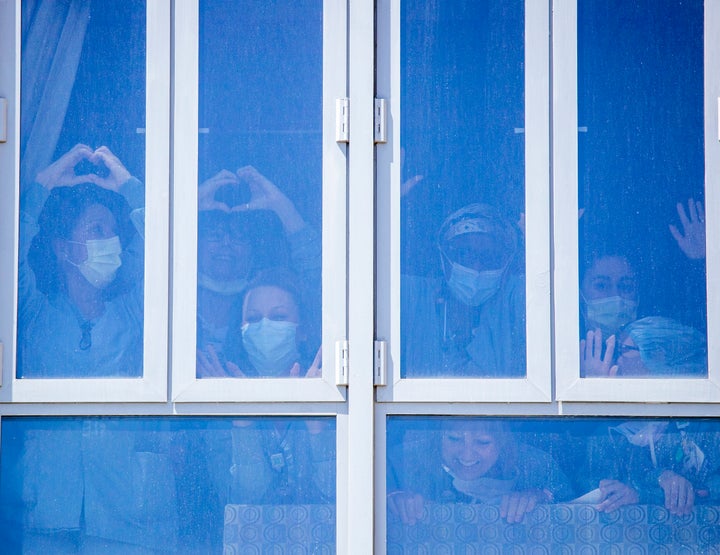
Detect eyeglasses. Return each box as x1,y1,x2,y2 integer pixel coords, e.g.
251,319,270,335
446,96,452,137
617,343,641,357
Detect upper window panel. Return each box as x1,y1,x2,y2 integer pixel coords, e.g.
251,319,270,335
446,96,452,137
195,0,323,380
400,1,526,378
17,1,146,379
577,0,708,379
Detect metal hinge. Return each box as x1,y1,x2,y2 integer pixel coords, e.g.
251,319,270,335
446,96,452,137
374,98,387,144
0,98,7,143
335,340,349,386
374,340,387,386
335,98,349,143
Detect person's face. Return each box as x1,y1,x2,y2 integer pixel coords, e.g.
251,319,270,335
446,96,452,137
242,285,301,326
444,233,507,273
61,203,117,265
198,219,252,281
441,424,500,481
581,256,638,301
616,336,649,376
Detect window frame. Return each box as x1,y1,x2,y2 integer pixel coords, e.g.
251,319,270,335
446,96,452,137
170,0,348,403
552,0,720,402
375,0,552,403
0,0,171,403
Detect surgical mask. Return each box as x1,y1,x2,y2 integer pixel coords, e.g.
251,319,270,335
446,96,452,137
198,272,248,296
442,464,517,503
242,318,300,377
584,295,638,336
446,262,505,307
68,236,122,289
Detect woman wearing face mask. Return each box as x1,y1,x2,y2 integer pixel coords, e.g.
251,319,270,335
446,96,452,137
18,144,144,378
579,251,640,377
402,203,526,377
199,267,321,378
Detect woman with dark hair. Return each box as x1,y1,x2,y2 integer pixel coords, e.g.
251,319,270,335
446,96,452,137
18,143,145,378
197,267,321,378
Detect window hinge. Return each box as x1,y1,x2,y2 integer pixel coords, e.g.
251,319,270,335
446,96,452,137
374,98,387,144
374,340,387,386
0,98,7,143
335,340,349,386
335,98,349,143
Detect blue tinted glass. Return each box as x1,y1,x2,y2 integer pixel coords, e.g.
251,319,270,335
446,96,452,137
196,1,323,379
577,1,707,378
388,416,720,551
400,1,527,378
0,416,336,553
17,1,146,378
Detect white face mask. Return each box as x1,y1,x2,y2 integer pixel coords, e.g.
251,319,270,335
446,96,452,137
197,272,248,296
68,236,122,289
241,318,300,377
446,262,505,307
584,295,638,336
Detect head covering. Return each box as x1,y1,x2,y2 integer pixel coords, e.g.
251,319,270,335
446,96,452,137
623,317,707,376
436,203,517,262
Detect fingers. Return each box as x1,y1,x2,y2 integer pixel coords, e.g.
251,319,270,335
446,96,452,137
289,362,301,377
501,492,538,524
696,199,705,223
660,471,695,516
400,175,424,197
226,361,247,378
603,334,616,365
677,201,691,229
388,492,424,525
305,347,323,377
669,224,683,244
597,480,638,512
687,197,699,224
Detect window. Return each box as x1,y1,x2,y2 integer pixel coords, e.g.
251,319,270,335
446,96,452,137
0,1,719,553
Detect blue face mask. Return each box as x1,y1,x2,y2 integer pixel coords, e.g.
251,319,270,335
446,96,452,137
241,318,300,377
446,262,505,307
583,295,638,336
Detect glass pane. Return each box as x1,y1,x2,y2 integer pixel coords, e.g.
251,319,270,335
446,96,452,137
577,0,708,378
400,1,527,378
17,1,146,378
195,1,323,379
0,416,336,553
388,416,720,551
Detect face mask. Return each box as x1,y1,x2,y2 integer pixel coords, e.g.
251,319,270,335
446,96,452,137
442,464,517,503
68,236,122,289
198,272,248,296
584,295,638,336
242,318,300,377
446,262,505,307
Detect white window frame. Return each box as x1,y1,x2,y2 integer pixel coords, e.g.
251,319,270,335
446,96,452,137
0,0,171,403
375,0,552,403
553,0,720,402
170,0,348,403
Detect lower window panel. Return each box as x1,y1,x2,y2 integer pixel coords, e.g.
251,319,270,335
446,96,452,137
387,416,720,552
0,416,336,553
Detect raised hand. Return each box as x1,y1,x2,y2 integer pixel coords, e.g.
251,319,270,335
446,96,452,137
35,144,96,189
669,198,705,260
235,166,305,233
580,329,618,377
198,170,241,212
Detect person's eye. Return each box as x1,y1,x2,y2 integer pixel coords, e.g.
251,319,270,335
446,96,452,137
270,312,290,321
619,281,637,296
244,313,262,324
445,434,462,443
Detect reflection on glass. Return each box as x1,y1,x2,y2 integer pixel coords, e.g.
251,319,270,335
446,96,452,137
577,0,707,378
17,1,146,378
195,1,323,378
400,1,526,378
387,416,720,551
0,416,336,553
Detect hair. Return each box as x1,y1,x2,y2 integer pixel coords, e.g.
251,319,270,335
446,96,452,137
28,183,136,298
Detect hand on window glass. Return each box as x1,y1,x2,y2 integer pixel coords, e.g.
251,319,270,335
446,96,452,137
290,347,322,378
388,490,425,525
500,489,548,524
669,198,706,260
596,479,639,512
235,165,306,234
196,345,246,377
580,329,618,377
658,470,695,516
